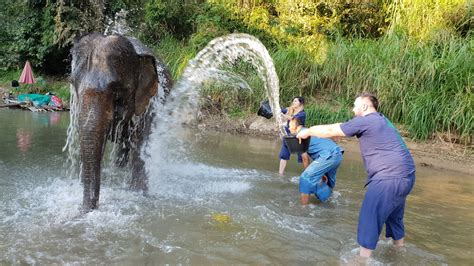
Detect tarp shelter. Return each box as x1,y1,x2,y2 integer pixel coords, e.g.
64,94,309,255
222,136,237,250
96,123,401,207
19,60,35,84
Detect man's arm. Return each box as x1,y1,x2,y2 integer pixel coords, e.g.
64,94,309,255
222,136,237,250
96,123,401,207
297,123,346,139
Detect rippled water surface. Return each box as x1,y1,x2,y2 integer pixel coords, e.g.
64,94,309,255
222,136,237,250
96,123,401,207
0,109,473,264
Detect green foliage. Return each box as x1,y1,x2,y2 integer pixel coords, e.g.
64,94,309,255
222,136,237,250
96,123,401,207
336,1,391,38
143,0,204,42
0,70,20,85
151,35,197,79
389,0,471,41
0,0,108,74
54,1,106,46
0,2,54,70
304,101,352,127
309,34,473,143
189,10,230,50
204,0,394,61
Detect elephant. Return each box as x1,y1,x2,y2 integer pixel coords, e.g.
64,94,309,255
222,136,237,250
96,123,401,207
69,33,173,212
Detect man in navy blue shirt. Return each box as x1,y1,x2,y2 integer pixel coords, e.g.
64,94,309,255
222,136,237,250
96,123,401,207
288,118,343,205
297,92,416,258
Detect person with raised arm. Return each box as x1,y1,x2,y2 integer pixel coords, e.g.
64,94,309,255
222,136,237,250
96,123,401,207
278,96,306,175
297,92,416,258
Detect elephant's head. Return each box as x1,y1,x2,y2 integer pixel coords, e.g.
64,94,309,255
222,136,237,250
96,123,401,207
70,33,171,212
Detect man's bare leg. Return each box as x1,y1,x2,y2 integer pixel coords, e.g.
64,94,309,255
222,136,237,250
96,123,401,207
359,246,372,257
300,193,310,205
279,159,288,175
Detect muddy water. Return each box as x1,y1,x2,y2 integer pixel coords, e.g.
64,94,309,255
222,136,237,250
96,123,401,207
0,109,472,264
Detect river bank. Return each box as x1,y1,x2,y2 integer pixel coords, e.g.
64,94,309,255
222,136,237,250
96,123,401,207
196,114,474,176
2,80,472,175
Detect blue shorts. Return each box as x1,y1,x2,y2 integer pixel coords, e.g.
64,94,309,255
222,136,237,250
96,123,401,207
357,173,416,250
279,140,302,163
299,152,342,200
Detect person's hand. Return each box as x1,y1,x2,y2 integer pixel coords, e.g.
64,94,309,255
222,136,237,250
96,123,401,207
296,128,310,139
280,113,290,120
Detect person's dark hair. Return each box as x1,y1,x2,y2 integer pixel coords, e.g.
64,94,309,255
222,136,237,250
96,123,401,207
291,117,303,127
11,80,19,87
357,92,379,110
293,96,305,105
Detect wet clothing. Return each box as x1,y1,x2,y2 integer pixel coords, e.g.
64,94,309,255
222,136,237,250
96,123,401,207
279,109,306,162
340,112,415,185
299,137,343,201
357,174,415,249
340,112,416,250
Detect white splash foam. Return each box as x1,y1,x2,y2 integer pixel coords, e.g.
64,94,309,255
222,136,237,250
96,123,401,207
148,162,254,201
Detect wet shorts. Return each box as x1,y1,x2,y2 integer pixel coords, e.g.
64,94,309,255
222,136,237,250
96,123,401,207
357,173,416,250
299,152,342,200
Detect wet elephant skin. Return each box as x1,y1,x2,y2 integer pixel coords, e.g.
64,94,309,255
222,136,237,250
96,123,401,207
70,33,172,212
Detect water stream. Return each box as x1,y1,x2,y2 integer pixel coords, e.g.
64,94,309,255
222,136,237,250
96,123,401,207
151,33,284,134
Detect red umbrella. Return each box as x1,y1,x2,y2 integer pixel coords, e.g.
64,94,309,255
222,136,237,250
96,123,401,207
19,60,36,84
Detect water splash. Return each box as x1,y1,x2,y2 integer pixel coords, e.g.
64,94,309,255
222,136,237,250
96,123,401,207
104,9,132,35
63,85,80,179
144,33,286,182
153,33,284,134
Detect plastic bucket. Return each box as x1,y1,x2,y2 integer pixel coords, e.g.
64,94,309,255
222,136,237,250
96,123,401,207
316,181,332,202
257,100,273,119
283,135,309,153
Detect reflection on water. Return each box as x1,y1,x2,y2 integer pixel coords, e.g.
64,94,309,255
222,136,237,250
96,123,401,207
0,109,473,264
16,128,32,153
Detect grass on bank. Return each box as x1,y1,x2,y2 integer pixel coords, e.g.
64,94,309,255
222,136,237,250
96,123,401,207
313,34,473,143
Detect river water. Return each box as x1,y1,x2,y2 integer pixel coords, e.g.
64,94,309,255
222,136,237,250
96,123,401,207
0,109,473,264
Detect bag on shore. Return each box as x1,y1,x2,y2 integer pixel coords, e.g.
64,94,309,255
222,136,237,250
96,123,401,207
257,100,273,119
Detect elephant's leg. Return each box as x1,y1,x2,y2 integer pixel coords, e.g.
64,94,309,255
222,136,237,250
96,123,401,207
128,115,151,193
130,150,148,193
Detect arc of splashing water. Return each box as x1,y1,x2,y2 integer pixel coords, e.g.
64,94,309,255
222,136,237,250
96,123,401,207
159,33,286,136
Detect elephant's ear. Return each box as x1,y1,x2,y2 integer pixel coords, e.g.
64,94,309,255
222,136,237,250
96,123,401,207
135,55,158,115
126,37,160,115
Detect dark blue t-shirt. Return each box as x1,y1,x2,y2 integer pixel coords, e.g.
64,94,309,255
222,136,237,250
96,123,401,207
340,112,415,184
307,137,343,161
282,108,306,134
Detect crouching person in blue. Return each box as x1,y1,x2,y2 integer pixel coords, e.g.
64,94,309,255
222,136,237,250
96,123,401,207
296,92,416,258
288,118,343,205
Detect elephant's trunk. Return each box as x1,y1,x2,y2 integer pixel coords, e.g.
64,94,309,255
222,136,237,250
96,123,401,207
79,90,113,212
